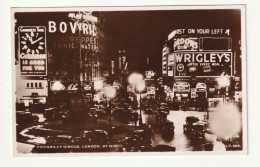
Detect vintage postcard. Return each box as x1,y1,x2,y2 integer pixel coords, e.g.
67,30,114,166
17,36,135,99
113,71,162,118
11,5,247,156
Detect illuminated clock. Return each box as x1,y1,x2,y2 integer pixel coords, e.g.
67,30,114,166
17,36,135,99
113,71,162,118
20,28,45,55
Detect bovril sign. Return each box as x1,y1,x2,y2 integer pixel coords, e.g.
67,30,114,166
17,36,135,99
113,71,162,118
48,13,98,51
48,12,98,36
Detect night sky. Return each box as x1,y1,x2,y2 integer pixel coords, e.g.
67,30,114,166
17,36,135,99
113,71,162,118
15,9,241,74
103,9,241,74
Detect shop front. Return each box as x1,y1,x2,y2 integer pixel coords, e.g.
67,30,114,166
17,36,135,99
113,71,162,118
173,82,190,101
16,79,48,106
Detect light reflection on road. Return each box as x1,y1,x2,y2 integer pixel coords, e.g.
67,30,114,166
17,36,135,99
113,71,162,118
143,110,210,151
20,125,47,145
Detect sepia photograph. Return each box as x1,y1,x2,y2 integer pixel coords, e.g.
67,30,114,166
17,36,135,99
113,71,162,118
11,6,247,155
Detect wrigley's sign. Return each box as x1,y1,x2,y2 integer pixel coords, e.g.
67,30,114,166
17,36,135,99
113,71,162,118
175,52,231,65
174,52,232,76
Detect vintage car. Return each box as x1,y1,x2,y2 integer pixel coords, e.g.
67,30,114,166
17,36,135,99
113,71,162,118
80,129,109,144
46,135,73,144
157,102,169,114
16,111,39,124
95,108,108,119
145,107,153,114
113,108,138,124
183,116,205,139
44,107,61,121
162,121,175,134
29,103,45,113
119,131,151,152
150,144,176,152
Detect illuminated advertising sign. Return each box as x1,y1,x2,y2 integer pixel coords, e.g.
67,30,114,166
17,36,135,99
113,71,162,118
174,82,190,93
173,37,198,51
191,88,196,98
162,46,169,76
48,12,98,52
49,35,98,52
174,52,232,76
145,71,155,79
162,45,170,56
119,55,128,71
196,82,207,92
19,26,47,76
48,12,97,35
170,28,231,37
167,53,174,76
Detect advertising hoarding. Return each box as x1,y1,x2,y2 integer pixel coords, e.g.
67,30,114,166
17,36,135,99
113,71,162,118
173,82,190,93
173,37,198,51
19,26,47,76
167,53,174,76
174,52,232,76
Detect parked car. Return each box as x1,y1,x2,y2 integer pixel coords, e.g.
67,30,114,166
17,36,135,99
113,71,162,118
189,122,206,139
113,108,138,124
16,111,39,124
183,116,205,139
46,135,73,144
119,133,151,152
44,107,61,120
150,145,176,152
95,109,108,119
127,129,151,141
112,126,129,135
154,112,168,131
29,103,45,113
16,103,25,111
80,129,109,144
157,102,169,114
145,107,153,114
162,121,175,134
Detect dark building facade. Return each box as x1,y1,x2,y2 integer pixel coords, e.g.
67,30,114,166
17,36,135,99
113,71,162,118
14,11,106,105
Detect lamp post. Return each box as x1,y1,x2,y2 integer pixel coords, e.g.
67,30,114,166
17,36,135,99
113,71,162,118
128,73,145,127
70,11,97,97
136,80,145,126
217,75,230,103
104,86,116,142
70,11,85,97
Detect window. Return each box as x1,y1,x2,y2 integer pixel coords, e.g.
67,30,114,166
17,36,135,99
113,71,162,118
27,83,29,88
35,83,38,88
31,83,33,88
39,82,42,88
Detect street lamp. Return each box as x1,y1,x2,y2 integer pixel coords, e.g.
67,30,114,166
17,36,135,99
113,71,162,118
217,75,230,103
128,73,145,126
136,80,145,126
128,73,144,85
70,11,97,97
104,86,116,141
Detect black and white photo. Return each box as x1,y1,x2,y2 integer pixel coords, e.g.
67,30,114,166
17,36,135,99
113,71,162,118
11,6,247,155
